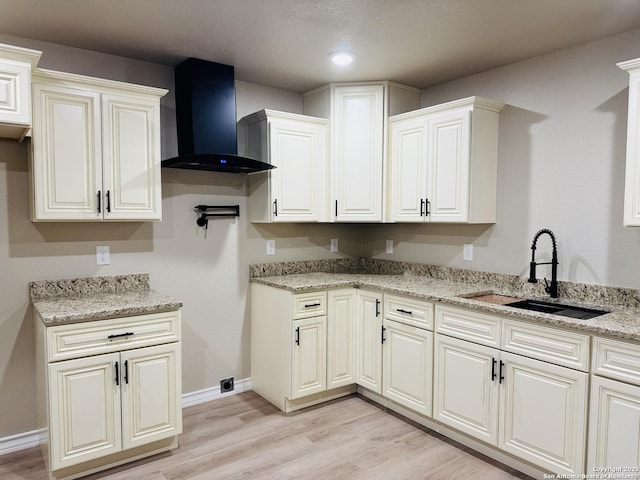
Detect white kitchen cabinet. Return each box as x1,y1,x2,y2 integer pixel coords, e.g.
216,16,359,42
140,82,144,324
619,58,640,226
244,110,328,222
0,43,41,139
327,289,357,389
304,82,420,222
382,318,433,416
356,290,384,393
36,310,182,479
291,315,327,398
589,335,640,472
434,305,588,476
388,97,504,223
30,69,167,222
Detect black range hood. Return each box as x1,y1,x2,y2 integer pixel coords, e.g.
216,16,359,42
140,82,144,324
161,58,274,173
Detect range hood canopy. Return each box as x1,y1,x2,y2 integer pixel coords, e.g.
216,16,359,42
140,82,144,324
162,57,274,173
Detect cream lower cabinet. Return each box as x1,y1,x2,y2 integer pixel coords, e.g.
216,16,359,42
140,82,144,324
356,290,384,393
434,305,588,476
30,69,167,221
327,289,357,389
589,335,640,471
291,315,327,398
36,311,182,479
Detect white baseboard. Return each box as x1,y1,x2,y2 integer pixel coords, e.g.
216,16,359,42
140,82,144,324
1,378,253,455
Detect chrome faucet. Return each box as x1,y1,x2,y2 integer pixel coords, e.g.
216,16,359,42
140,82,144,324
528,229,558,298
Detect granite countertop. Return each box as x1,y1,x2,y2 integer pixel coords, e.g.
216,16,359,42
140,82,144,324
251,272,640,341
30,274,182,325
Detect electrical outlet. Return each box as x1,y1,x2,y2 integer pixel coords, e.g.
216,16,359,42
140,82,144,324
330,238,338,253
96,246,110,265
386,240,393,254
266,240,276,255
220,377,234,393
463,244,474,261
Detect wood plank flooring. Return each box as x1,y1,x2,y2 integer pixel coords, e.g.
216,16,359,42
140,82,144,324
1,392,534,480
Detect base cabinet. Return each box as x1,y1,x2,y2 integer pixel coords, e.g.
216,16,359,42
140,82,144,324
291,315,327,399
355,290,383,393
327,289,357,389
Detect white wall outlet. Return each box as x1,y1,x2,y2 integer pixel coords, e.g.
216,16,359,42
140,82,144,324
386,239,393,254
330,238,338,253
463,243,473,261
96,245,110,265
266,239,276,256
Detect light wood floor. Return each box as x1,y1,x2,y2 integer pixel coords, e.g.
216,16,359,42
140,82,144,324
1,392,535,479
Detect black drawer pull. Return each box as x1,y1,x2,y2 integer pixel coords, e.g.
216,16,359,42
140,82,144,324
304,303,321,308
107,332,134,340
397,308,413,315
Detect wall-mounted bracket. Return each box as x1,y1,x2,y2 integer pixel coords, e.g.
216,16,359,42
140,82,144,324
194,204,240,229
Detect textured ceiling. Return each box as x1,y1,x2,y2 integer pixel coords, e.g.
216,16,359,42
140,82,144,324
2,0,640,91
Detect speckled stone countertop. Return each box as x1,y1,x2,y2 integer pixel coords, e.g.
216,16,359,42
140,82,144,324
30,274,182,325
250,260,640,342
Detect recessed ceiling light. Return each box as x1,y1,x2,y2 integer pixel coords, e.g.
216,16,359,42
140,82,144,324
330,50,356,66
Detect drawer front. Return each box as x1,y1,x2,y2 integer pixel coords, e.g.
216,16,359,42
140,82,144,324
435,305,500,347
592,336,640,385
47,310,181,362
384,294,433,330
502,318,589,371
292,291,327,320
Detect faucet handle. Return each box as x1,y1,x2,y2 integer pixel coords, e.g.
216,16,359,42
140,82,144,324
543,278,551,294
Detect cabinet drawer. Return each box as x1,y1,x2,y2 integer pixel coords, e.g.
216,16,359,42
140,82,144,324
47,310,181,362
502,319,589,371
292,291,327,320
384,294,433,330
435,305,500,347
592,336,640,385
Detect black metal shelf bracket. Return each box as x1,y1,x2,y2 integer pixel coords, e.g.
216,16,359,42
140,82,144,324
194,204,240,229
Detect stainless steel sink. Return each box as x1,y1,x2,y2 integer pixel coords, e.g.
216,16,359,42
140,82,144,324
505,299,608,319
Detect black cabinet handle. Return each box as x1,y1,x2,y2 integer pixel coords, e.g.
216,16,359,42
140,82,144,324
420,198,425,216
97,190,102,213
106,190,111,213
396,308,413,315
425,198,431,216
381,325,386,344
491,358,497,381
107,332,134,340
295,326,300,346
115,361,119,386
335,200,338,217
375,299,380,317
499,360,505,384
304,303,321,308
273,199,278,216
124,360,129,385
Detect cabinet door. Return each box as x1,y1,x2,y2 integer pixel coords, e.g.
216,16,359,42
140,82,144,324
499,351,587,476
332,85,384,221
269,116,326,222
356,290,383,393
0,59,31,132
588,375,640,472
388,114,429,222
427,108,471,222
121,343,182,450
102,93,162,220
327,289,357,389
291,316,327,399
48,352,121,470
624,72,640,226
383,319,433,416
433,334,499,444
31,83,102,220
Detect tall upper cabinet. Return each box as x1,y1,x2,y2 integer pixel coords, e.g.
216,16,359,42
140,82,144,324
388,97,504,223
0,43,42,140
304,82,420,222
30,69,167,221
619,58,640,226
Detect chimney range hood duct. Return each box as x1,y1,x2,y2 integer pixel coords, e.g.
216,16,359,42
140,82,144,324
161,58,275,173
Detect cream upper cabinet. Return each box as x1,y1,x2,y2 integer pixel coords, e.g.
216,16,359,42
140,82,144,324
30,69,167,222
0,43,41,140
389,97,504,223
304,82,420,222
245,110,328,222
618,58,640,226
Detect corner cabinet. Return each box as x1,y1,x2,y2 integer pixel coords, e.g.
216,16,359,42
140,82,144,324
304,82,420,222
0,43,41,140
619,58,640,226
388,97,504,223
244,110,328,222
30,69,167,222
35,310,182,480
